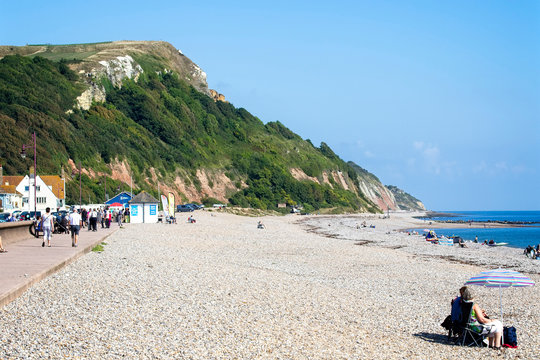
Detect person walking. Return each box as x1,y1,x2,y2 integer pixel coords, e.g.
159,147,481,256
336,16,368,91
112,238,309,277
69,209,82,247
41,207,55,247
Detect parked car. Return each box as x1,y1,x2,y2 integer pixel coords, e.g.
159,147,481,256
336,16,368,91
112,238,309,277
18,211,42,221
0,213,10,222
186,203,203,210
177,204,195,212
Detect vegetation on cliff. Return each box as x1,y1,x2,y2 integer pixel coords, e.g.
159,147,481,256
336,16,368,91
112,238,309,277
0,49,384,212
386,185,426,211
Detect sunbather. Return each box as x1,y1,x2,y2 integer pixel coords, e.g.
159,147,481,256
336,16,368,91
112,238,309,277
462,287,503,350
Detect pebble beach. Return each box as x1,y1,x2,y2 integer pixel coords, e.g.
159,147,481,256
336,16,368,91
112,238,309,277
0,211,538,359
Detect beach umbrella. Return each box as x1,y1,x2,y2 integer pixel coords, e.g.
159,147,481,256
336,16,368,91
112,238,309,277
465,268,535,341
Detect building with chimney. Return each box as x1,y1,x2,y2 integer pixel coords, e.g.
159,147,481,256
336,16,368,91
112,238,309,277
1,173,66,211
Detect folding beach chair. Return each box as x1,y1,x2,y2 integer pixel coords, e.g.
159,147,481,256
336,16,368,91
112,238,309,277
459,301,487,347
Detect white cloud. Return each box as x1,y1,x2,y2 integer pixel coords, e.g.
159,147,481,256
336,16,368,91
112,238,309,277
364,150,375,158
473,161,530,176
495,162,508,171
473,161,488,174
413,141,442,175
413,141,424,150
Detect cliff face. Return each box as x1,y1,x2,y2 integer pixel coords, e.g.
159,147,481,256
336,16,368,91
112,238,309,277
386,185,426,211
347,162,399,211
0,40,424,212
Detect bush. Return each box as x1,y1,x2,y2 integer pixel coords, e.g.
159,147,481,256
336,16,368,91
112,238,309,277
201,197,222,208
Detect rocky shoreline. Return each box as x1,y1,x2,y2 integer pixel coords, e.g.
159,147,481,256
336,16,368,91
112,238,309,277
0,211,537,359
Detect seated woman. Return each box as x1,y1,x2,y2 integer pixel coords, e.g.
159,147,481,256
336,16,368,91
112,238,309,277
462,287,503,350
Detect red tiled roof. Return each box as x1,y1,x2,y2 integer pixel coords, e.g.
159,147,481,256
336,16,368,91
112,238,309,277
40,176,65,200
0,184,18,194
2,176,23,187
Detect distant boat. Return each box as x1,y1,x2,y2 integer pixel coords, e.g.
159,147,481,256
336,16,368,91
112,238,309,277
488,242,508,247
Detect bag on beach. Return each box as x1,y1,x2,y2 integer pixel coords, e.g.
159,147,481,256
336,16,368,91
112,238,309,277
440,315,453,331
502,326,517,348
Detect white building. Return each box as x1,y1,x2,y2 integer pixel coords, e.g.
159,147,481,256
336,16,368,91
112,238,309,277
129,191,159,223
3,174,66,211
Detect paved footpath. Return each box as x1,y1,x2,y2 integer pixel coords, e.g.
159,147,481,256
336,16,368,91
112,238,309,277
0,224,119,308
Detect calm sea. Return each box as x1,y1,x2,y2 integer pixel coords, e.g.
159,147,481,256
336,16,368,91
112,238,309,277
415,211,540,249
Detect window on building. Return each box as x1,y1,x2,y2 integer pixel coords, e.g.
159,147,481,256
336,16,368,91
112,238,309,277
37,197,47,204
25,186,29,191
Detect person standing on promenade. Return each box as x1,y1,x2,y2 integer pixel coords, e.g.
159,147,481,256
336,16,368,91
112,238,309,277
69,209,82,247
0,235,7,253
106,209,111,228
89,208,98,232
41,207,55,247
117,208,123,227
81,208,87,229
97,208,103,229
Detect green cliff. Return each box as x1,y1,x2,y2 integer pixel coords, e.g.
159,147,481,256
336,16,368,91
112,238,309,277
0,41,420,213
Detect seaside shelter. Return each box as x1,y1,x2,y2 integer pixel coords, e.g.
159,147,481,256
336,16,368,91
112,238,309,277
105,191,133,208
129,191,159,224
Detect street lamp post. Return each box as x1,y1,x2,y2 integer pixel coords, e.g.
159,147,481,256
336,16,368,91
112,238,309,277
79,161,82,209
21,132,37,217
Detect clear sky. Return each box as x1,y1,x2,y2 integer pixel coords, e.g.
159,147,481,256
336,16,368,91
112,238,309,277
2,1,539,210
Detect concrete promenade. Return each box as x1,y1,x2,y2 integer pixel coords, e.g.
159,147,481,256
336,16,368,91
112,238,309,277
0,224,119,308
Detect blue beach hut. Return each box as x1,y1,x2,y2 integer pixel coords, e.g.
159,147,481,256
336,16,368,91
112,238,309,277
105,191,133,208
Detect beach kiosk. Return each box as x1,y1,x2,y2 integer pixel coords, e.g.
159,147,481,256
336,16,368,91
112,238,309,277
129,191,159,224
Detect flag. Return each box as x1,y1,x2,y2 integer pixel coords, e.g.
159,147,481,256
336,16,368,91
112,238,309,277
168,192,175,217
161,195,169,217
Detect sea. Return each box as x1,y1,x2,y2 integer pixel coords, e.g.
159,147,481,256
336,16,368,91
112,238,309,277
414,211,540,250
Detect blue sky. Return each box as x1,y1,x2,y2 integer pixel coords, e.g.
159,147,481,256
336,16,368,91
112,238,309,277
3,1,539,210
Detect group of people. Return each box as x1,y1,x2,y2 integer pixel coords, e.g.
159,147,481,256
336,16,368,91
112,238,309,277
38,207,83,248
37,206,127,248
3,213,19,222
79,207,128,230
524,244,540,259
